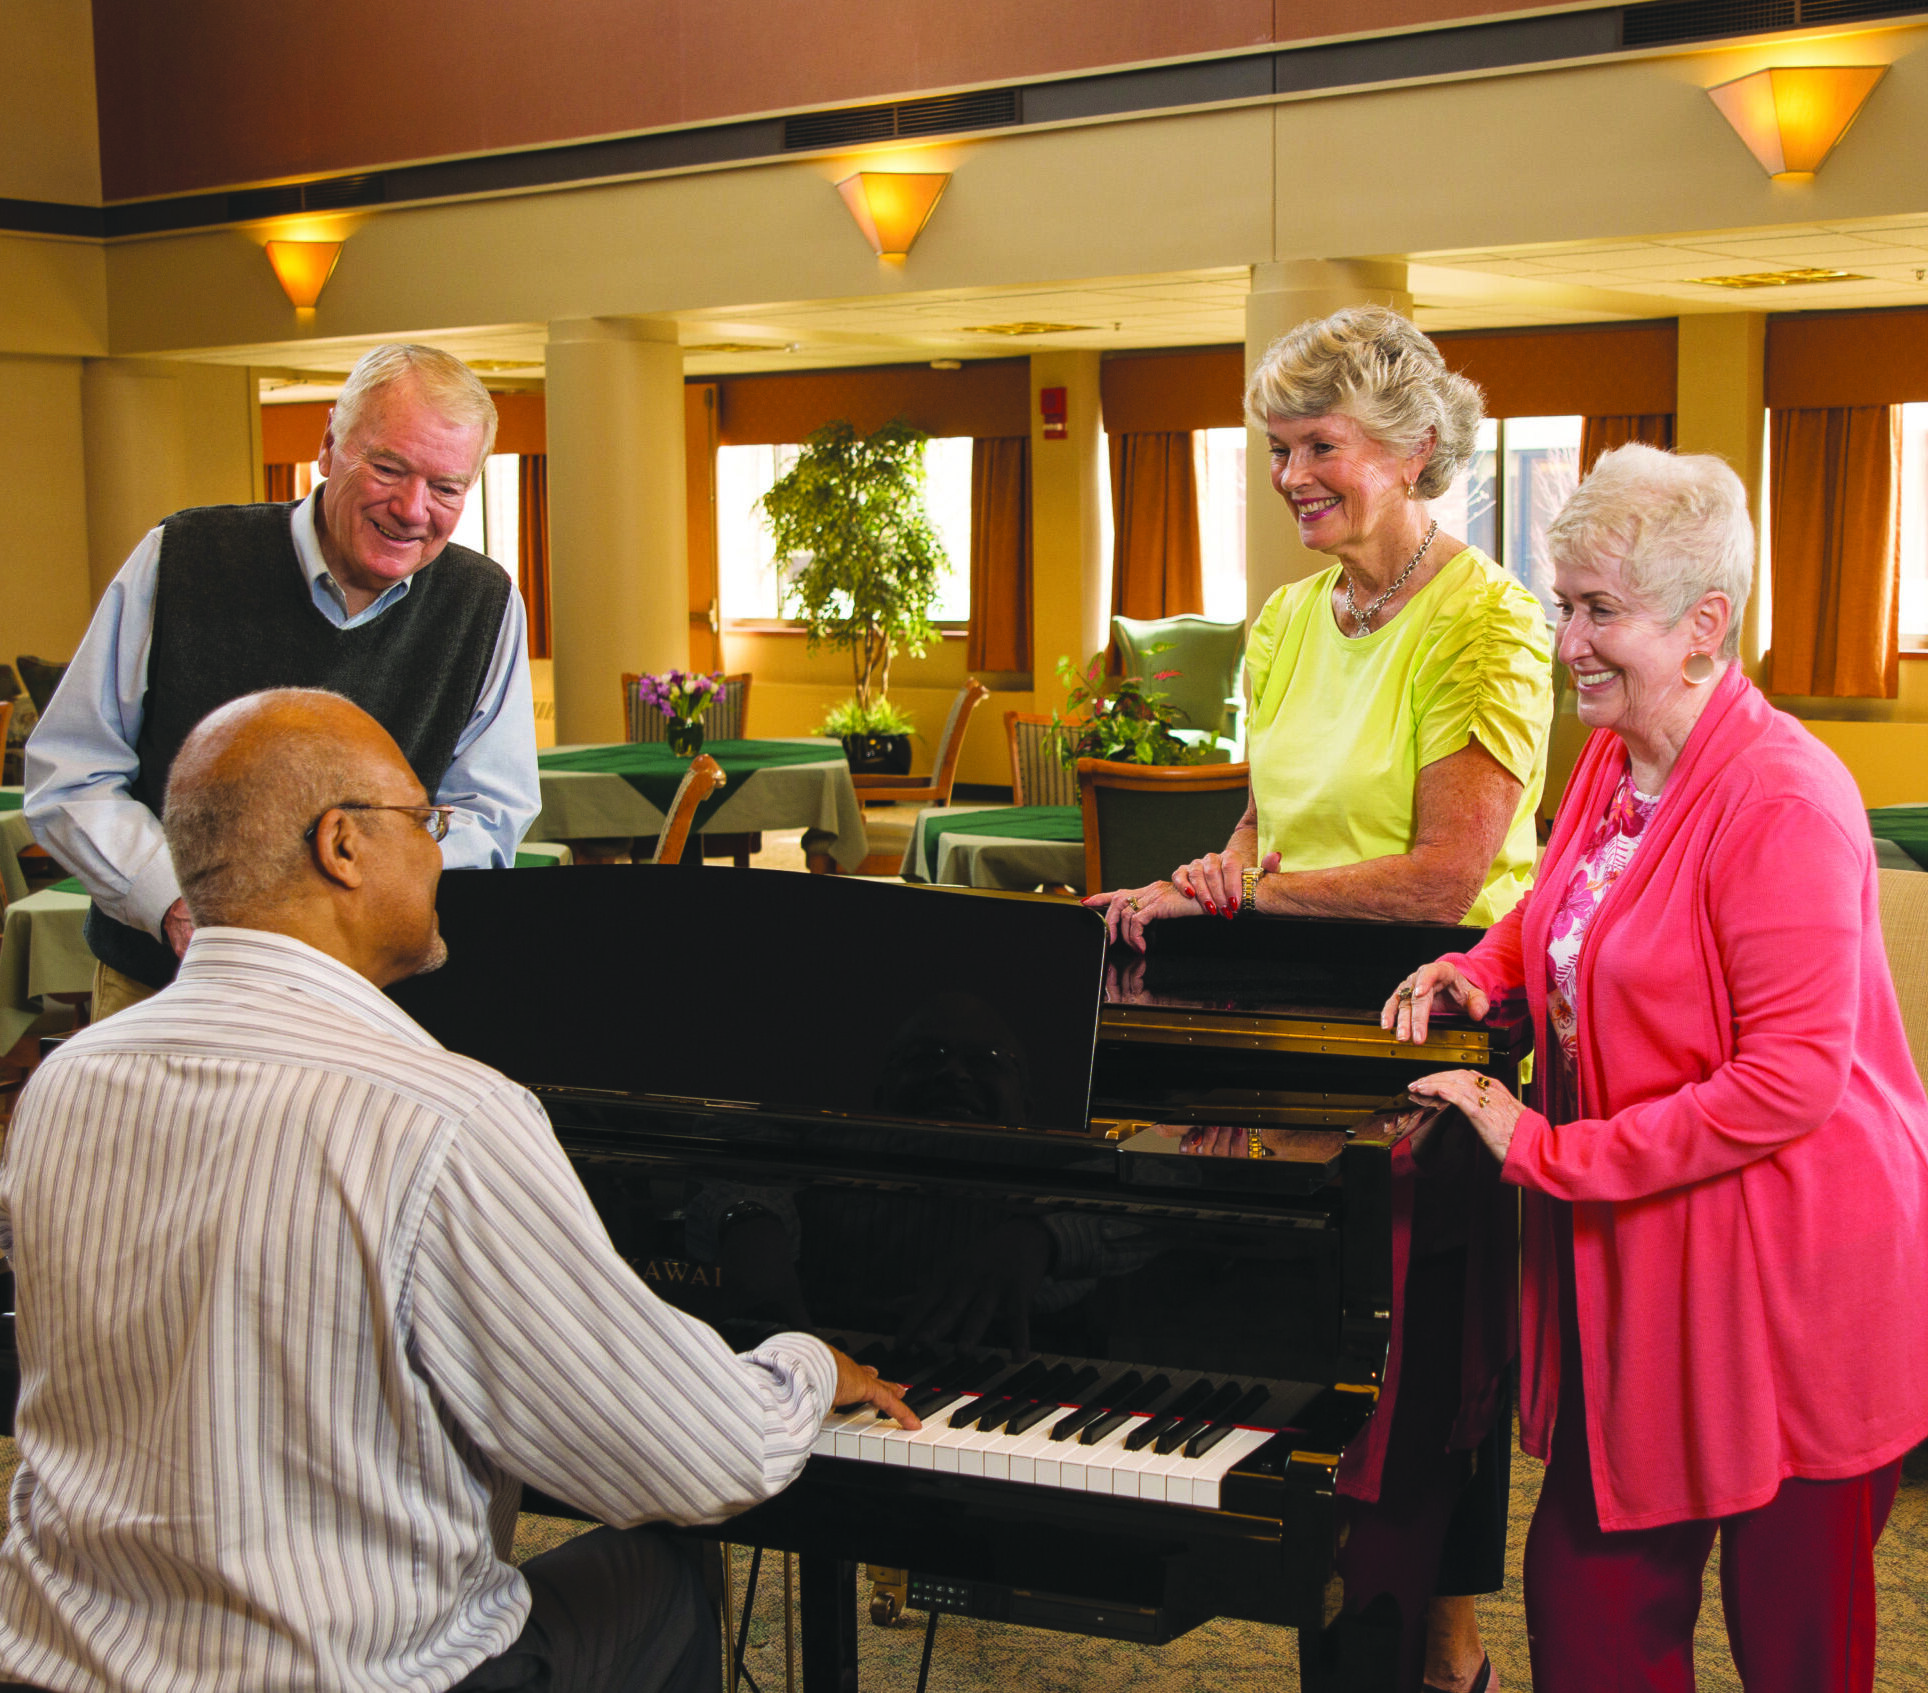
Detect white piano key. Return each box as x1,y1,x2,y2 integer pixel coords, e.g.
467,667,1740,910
1066,1416,1150,1495
928,1402,987,1474
1186,1427,1277,1510
1003,1420,1063,1486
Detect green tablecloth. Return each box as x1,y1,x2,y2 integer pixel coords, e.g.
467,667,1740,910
0,788,21,812
0,878,92,1054
908,804,1086,893
1869,806,1928,871
1,806,35,905
533,738,868,869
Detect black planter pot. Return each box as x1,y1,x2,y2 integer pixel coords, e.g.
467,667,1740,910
841,732,913,775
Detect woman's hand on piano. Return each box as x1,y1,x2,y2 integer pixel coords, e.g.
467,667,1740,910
1405,1069,1522,1164
1081,879,1203,950
1382,961,1489,1045
828,1348,923,1430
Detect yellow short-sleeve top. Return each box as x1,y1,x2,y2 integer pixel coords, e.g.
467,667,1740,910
1245,546,1554,927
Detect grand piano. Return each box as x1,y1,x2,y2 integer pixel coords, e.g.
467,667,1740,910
391,866,1528,1693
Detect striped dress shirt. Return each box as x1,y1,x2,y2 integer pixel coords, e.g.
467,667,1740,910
0,928,836,1693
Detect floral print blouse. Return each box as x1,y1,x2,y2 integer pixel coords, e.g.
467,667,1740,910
1545,771,1661,1069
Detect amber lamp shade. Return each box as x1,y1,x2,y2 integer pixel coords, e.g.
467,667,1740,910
1706,66,1887,180
835,172,950,258
265,240,343,308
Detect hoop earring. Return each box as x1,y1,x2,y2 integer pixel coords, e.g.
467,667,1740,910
1681,651,1715,686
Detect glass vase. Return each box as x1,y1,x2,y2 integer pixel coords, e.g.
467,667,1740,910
666,715,704,758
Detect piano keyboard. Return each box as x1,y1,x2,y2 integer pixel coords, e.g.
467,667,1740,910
810,1347,1312,1511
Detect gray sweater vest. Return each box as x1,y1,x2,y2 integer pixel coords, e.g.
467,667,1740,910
88,502,512,987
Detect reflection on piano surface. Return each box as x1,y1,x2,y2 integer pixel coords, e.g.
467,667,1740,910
392,868,1528,1692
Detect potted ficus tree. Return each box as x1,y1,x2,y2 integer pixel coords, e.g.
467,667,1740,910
758,418,946,774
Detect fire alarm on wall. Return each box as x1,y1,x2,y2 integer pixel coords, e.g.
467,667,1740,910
1040,386,1067,440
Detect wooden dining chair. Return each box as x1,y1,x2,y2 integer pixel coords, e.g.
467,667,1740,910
650,754,725,866
1075,758,1252,897
1003,711,1080,808
812,679,991,876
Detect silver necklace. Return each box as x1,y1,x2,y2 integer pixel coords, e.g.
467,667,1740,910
1343,520,1437,636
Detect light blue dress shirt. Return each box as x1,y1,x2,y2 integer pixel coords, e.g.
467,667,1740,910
24,492,540,939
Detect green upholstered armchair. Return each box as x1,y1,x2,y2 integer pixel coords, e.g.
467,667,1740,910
1110,615,1246,754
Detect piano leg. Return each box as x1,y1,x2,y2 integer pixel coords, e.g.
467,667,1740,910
799,1555,860,1693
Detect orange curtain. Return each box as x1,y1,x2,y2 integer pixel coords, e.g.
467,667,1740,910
1578,414,1675,477
966,437,1031,674
1108,433,1203,622
518,454,553,661
1769,406,1901,699
263,463,296,502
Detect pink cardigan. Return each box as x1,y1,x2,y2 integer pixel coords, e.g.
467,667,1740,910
1446,665,1928,1531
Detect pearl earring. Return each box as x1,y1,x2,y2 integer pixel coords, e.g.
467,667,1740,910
1681,652,1715,686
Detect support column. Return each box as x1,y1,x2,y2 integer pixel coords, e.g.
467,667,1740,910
1675,313,1767,675
80,358,256,601
1243,261,1413,619
545,317,688,745
1028,350,1107,707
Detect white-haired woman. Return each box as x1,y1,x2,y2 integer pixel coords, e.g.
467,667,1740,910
1391,444,1928,1691
1087,307,1554,1693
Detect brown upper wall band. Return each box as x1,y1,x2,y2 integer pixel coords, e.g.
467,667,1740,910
67,0,1915,219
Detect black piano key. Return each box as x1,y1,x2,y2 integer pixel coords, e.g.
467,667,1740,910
979,1362,1074,1431
907,1387,968,1420
1155,1381,1244,1455
1078,1374,1171,1446
1122,1378,1217,1451
1183,1387,1272,1458
1050,1371,1142,1442
1004,1366,1097,1437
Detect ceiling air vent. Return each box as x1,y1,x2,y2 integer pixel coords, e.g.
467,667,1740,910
1621,0,1795,46
784,87,1020,151
1798,0,1927,22
226,184,305,222
301,173,384,211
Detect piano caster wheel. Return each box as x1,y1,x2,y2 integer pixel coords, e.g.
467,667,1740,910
866,1565,908,1627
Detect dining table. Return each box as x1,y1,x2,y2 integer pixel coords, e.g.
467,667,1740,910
534,738,869,869
1870,805,1928,874
901,803,1086,894
1,786,35,907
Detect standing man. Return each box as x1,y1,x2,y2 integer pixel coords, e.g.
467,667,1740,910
0,689,914,1693
24,343,540,1016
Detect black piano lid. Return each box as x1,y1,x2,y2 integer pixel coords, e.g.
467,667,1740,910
389,867,1109,1136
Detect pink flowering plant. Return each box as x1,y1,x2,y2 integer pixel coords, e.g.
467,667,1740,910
635,670,727,722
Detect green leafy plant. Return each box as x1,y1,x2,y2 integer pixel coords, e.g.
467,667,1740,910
814,696,918,739
1048,652,1207,768
759,418,946,717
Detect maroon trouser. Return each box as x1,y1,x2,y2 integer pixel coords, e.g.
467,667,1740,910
1524,1226,1901,1692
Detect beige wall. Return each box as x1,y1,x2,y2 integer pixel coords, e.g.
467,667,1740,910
0,354,92,663
0,0,99,205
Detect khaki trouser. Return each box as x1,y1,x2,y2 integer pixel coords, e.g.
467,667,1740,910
90,960,159,1022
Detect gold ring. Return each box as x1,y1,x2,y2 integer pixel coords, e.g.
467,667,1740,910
1247,1128,1272,1160
1476,1074,1491,1093
1125,896,1141,912
1398,984,1415,1001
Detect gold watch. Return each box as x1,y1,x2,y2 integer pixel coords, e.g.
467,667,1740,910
1241,865,1261,915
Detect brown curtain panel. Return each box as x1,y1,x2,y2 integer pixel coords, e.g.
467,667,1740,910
1578,414,1675,477
518,454,553,661
1108,432,1204,621
967,436,1032,673
1769,406,1901,699
263,462,296,502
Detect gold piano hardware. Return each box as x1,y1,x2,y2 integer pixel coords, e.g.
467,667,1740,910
1102,1008,1488,1064
1089,1116,1152,1142
1289,1450,1343,1467
866,1566,909,1626
1334,1382,1381,1397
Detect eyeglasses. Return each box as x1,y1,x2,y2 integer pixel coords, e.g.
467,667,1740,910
303,803,459,844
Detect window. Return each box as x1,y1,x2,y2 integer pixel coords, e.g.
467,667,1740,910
1197,428,1247,623
448,454,520,572
1900,403,1928,648
715,436,974,625
1435,416,1579,619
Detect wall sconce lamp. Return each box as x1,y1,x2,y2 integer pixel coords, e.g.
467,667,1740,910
1707,65,1887,179
264,239,343,308
836,172,950,258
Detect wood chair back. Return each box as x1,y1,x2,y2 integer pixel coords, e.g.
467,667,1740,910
621,673,753,743
1878,867,1928,1084
651,754,725,865
1004,712,1080,808
1076,758,1252,896
850,679,991,810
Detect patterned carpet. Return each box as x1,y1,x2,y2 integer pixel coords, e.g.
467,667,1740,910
506,1437,1928,1692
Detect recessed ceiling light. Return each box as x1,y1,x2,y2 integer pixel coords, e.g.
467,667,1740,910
683,341,790,355
957,322,1094,336
465,358,542,372
1686,267,1871,289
